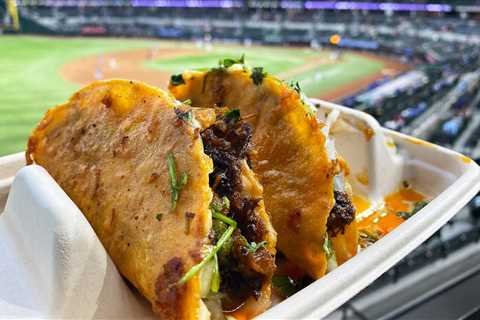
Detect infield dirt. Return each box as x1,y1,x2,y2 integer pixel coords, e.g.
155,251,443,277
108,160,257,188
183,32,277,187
60,48,407,100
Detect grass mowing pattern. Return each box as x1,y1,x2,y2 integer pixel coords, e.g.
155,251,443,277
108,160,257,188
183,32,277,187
0,36,384,156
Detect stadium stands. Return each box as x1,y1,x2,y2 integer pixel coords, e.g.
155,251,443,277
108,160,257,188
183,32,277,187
5,1,480,318
13,2,480,44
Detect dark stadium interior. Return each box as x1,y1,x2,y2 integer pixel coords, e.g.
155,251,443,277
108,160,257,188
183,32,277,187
2,1,480,319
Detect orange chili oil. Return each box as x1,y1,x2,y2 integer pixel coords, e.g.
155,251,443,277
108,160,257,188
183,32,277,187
356,188,426,242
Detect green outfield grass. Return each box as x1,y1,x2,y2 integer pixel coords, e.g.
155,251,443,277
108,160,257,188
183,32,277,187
0,35,384,156
0,36,159,156
145,47,321,74
146,48,383,96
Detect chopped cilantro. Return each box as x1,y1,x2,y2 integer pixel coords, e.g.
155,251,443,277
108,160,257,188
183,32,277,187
245,240,267,253
175,108,193,123
170,74,185,86
359,230,380,243
212,219,228,237
177,197,239,286
212,210,237,228
184,194,267,290
156,213,163,221
178,224,235,285
396,211,412,220
210,196,231,213
224,109,241,123
251,67,266,85
272,275,298,297
210,253,220,293
166,152,188,211
218,54,245,69
322,234,335,258
413,201,428,213
212,220,234,258
397,201,428,220
222,196,230,210
291,81,302,94
359,230,381,248
290,81,316,115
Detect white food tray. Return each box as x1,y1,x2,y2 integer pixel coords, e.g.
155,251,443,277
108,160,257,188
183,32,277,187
1,99,479,319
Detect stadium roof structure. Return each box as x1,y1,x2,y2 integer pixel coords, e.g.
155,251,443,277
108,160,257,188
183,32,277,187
15,0,480,13
12,0,460,12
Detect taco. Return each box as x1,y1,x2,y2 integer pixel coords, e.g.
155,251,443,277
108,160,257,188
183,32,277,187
169,61,356,278
26,80,277,320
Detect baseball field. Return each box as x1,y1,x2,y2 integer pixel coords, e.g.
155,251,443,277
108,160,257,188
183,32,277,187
0,35,406,156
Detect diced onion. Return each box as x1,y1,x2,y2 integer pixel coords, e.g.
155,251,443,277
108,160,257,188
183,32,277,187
327,253,338,272
199,299,212,320
203,297,225,320
334,173,345,192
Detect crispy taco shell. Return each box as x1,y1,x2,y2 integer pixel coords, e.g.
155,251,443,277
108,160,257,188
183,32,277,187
26,80,275,319
169,67,353,278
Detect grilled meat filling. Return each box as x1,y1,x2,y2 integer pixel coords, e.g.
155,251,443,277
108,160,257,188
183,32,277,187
202,113,252,198
201,114,275,310
327,191,355,237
